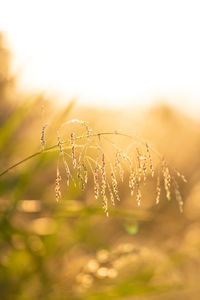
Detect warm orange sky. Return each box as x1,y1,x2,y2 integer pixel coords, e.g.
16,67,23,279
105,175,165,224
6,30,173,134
0,0,200,119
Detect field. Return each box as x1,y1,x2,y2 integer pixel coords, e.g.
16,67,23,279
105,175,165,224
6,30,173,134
1,34,200,300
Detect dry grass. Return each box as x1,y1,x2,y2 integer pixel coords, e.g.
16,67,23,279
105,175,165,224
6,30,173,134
0,118,187,215
54,120,187,214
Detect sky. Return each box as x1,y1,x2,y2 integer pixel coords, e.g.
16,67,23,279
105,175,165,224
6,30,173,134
0,0,200,118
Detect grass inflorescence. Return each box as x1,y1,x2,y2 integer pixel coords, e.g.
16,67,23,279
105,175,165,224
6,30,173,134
0,119,187,215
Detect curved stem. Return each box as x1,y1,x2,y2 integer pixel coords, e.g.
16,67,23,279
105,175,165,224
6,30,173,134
0,151,41,177
0,131,161,177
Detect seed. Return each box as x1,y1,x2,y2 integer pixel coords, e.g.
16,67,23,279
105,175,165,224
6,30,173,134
102,195,109,217
136,148,142,182
107,182,115,206
162,159,171,201
136,181,141,207
115,151,124,182
129,168,136,196
110,163,120,201
142,154,147,183
80,177,85,191
100,153,107,200
146,143,154,177
94,163,99,199
173,177,184,213
55,166,61,202
175,169,187,183
57,135,63,153
156,174,161,205
40,123,48,150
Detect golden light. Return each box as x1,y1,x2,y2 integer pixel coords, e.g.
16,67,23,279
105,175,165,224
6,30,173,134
0,0,200,117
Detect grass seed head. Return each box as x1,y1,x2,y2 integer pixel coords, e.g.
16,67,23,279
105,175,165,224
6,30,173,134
156,175,161,205
146,143,154,177
102,195,109,217
173,177,184,213
55,166,62,202
107,182,115,206
110,163,120,201
162,159,171,201
115,151,124,182
136,181,142,207
142,154,147,183
57,134,63,153
175,170,187,183
100,153,107,200
40,123,48,150
94,163,99,200
136,148,143,183
129,169,136,196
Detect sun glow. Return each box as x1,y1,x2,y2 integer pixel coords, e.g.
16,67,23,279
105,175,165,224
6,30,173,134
0,0,200,116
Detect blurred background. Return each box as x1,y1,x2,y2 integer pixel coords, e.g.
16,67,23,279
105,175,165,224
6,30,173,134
0,1,200,299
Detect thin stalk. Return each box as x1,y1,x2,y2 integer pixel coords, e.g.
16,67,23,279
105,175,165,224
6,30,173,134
0,131,161,177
